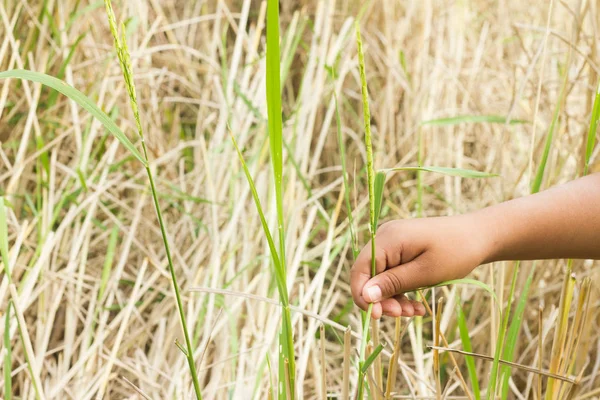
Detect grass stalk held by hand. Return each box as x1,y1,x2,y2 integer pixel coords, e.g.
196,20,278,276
355,20,378,400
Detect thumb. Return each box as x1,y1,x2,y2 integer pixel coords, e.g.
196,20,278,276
362,258,431,302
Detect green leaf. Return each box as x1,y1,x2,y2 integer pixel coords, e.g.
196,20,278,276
373,171,386,228
230,132,295,398
361,343,385,374
0,197,11,284
421,115,528,126
500,266,535,399
433,278,498,310
584,80,600,175
456,301,481,400
266,0,296,397
381,166,498,179
0,69,147,166
4,301,12,400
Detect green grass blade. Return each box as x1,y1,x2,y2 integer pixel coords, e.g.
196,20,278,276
266,1,296,396
361,343,385,374
421,115,528,126
456,302,481,400
380,166,498,179
265,0,286,264
373,171,386,228
4,301,12,400
531,60,568,193
230,133,295,399
229,135,287,301
584,80,600,175
0,197,12,284
0,70,147,166
433,278,499,310
500,266,535,399
487,262,520,400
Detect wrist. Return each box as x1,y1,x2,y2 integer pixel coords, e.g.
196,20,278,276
461,210,500,265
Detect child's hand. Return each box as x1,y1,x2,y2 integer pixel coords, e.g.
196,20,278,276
350,215,488,319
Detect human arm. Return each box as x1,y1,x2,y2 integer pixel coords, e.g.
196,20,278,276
350,173,600,319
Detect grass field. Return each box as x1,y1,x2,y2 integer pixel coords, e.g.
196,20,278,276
0,0,599,399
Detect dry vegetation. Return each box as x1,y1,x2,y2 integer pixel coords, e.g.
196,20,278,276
0,0,599,399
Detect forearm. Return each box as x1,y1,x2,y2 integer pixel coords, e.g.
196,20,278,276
475,173,600,263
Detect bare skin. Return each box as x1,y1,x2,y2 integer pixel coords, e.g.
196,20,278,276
350,173,600,319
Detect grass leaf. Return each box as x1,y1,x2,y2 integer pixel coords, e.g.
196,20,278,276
373,171,386,228
584,80,600,175
433,278,499,309
3,301,12,400
0,70,147,166
361,344,385,374
381,166,498,179
421,115,528,126
0,197,11,284
457,302,481,400
500,266,535,399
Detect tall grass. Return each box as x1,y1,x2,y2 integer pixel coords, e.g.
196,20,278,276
231,0,296,397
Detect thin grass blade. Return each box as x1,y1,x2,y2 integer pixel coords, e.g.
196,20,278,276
3,301,12,400
361,343,385,374
0,70,146,166
500,266,535,399
584,80,600,175
374,171,386,228
421,115,528,126
457,302,481,400
380,166,497,179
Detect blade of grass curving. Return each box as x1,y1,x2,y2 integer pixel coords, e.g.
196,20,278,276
102,1,202,397
230,133,295,396
433,278,498,309
0,70,146,166
380,166,497,179
500,266,535,399
361,343,385,374
421,115,528,126
266,0,296,396
457,302,481,400
3,301,12,400
584,79,600,175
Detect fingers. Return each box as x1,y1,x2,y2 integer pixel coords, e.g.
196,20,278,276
380,295,427,318
362,256,435,303
350,225,404,312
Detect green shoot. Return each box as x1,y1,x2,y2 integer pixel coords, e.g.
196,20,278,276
584,80,600,175
102,1,202,398
421,115,528,126
355,20,378,400
3,301,12,400
457,302,481,400
380,166,498,179
0,70,146,166
500,266,535,399
265,0,296,396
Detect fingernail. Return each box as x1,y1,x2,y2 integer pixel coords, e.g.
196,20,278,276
365,286,382,302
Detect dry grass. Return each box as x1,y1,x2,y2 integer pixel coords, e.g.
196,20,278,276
0,0,599,398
